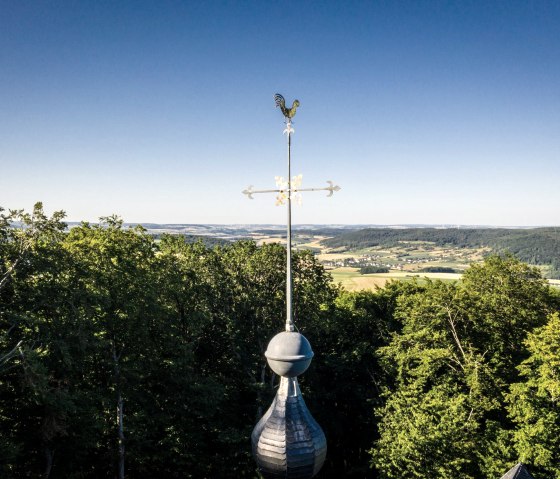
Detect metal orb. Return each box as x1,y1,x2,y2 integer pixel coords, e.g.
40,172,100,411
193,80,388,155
265,331,314,377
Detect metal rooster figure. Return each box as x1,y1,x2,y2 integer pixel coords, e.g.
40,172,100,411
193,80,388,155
274,93,300,120
243,94,340,479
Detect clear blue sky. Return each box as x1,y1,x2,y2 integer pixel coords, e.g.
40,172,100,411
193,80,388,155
1,1,559,225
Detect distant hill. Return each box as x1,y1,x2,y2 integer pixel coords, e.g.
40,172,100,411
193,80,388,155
149,233,232,247
321,227,560,278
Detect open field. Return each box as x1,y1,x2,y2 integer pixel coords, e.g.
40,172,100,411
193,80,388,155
330,267,462,291
319,242,485,275
330,267,560,291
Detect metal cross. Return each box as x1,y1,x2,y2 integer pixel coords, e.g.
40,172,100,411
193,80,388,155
242,95,340,333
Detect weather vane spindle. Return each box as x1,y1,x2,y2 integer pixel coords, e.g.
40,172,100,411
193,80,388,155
243,94,340,332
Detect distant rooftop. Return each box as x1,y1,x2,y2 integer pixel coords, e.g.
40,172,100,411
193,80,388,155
500,463,535,479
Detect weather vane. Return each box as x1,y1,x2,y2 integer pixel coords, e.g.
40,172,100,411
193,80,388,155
242,93,340,332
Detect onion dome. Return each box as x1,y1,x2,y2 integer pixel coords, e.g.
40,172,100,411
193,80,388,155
265,331,314,377
252,377,327,479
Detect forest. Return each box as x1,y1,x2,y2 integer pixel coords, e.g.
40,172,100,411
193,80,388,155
322,227,560,278
1,203,559,478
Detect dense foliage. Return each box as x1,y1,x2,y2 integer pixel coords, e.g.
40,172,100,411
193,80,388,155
359,266,390,274
372,256,557,478
417,266,458,273
322,227,560,278
1,204,558,478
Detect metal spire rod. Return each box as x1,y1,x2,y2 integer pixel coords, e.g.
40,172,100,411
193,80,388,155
242,94,340,334
286,120,294,332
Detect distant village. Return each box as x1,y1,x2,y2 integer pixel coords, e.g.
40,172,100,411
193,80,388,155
321,253,447,271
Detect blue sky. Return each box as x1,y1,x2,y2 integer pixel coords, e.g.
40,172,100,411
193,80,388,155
1,1,559,225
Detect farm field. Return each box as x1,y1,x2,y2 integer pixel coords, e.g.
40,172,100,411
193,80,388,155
329,267,559,291
329,267,462,291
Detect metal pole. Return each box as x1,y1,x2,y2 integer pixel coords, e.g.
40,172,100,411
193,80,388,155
286,120,294,332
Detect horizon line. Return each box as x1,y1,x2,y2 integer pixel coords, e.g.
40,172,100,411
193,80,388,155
61,221,560,229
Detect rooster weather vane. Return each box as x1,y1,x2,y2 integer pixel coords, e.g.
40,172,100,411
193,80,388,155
274,93,300,119
242,94,341,329
244,95,340,479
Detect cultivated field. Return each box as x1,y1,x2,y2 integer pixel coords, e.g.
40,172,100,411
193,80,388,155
329,267,462,291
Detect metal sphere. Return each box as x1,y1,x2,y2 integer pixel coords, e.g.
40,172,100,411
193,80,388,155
265,331,314,377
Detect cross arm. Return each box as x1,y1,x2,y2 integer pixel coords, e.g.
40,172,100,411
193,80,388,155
296,181,341,197
243,180,340,200
242,186,282,199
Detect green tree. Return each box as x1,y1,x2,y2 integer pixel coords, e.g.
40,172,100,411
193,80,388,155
0,203,69,476
508,312,560,478
371,256,555,479
372,280,491,478
305,283,416,478
0,203,67,378
61,217,164,478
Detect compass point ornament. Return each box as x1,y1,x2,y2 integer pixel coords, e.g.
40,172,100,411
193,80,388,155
283,124,294,135
242,186,255,199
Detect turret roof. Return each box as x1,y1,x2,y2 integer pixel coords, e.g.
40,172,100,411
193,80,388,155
500,463,535,479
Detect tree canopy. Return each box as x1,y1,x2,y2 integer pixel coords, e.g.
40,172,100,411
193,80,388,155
1,204,558,478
